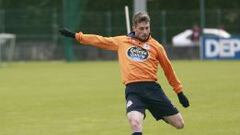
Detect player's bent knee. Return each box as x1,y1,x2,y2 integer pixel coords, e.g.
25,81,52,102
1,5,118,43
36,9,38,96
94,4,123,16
175,123,184,129
174,120,184,129
164,113,185,129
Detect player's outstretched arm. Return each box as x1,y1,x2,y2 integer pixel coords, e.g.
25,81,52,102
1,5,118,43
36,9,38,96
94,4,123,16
59,27,119,51
177,92,190,108
59,28,75,38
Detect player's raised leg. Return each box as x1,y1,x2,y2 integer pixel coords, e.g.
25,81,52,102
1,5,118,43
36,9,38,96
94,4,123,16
163,113,184,129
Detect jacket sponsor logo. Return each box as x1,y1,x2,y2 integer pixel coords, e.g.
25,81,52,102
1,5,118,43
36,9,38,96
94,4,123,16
127,46,149,62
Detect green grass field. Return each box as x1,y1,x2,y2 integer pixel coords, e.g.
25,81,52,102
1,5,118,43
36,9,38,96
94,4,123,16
0,61,240,135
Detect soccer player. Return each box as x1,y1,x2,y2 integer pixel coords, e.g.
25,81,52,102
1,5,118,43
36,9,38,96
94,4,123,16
60,12,190,135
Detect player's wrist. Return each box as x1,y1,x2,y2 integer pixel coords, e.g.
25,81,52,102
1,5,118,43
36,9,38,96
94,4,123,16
59,28,76,38
177,91,183,96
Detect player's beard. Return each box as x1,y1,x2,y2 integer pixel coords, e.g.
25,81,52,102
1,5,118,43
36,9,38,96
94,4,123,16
137,33,150,42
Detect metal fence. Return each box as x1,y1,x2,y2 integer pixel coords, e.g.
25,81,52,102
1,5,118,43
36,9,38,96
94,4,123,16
0,9,239,61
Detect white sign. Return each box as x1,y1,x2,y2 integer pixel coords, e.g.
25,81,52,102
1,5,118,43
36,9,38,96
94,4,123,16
202,38,240,59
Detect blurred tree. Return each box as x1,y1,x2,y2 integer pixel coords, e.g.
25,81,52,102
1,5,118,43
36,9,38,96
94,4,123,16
148,0,240,10
1,0,240,11
2,0,61,9
206,0,240,9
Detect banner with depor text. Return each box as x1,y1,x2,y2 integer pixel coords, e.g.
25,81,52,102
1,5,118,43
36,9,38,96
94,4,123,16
200,36,240,60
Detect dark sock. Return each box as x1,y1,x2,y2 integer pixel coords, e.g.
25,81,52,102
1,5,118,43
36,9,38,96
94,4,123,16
132,132,142,135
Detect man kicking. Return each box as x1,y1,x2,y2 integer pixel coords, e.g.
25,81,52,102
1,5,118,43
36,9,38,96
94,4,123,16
60,11,190,135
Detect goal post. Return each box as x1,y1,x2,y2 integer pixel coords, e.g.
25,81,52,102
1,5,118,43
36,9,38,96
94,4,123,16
0,33,16,63
125,6,131,34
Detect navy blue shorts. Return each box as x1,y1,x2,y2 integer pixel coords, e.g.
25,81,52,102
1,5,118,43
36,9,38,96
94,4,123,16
125,81,179,121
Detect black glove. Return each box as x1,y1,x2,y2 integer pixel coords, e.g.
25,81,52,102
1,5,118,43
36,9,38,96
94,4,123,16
59,28,75,38
177,92,190,108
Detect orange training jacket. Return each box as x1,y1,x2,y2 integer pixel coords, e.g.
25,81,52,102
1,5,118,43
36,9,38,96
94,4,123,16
75,32,183,93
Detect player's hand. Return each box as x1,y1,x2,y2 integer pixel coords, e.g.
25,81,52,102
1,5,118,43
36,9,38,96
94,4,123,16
177,92,190,108
59,28,75,38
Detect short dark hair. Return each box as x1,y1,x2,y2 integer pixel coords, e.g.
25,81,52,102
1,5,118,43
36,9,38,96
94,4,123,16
132,12,150,26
